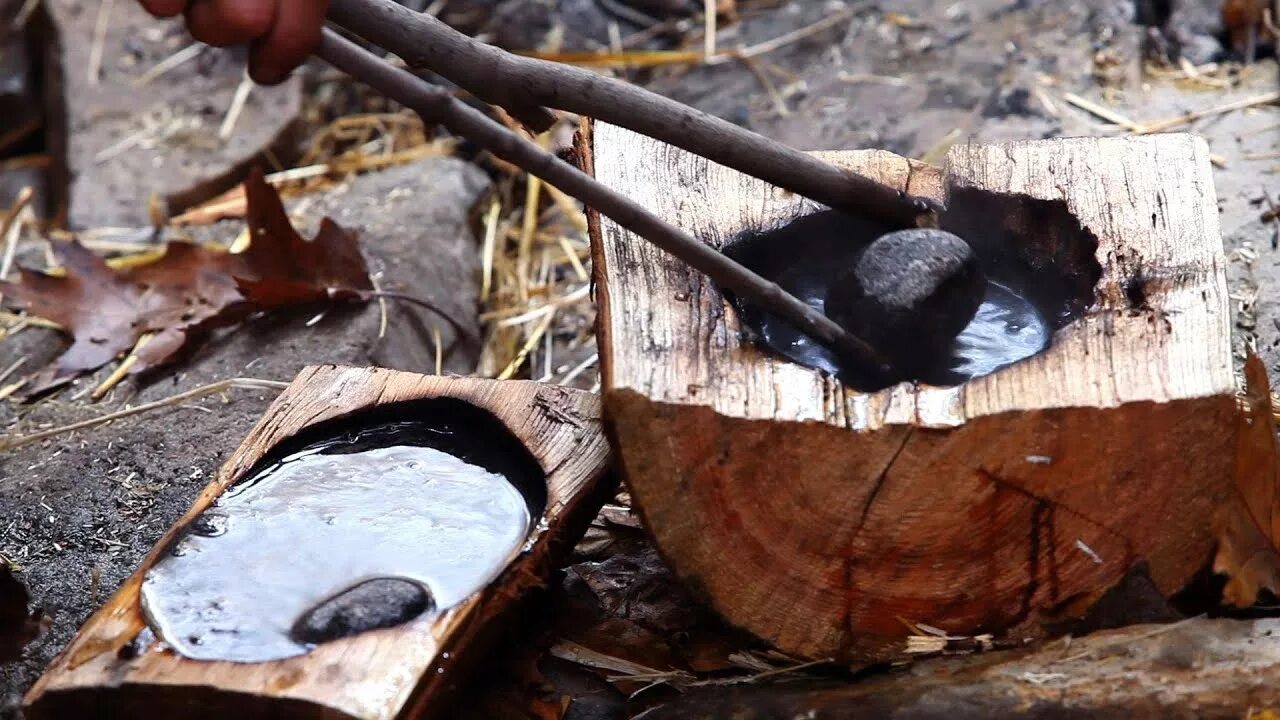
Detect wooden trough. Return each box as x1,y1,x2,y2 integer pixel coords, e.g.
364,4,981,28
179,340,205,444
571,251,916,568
583,122,1238,663
24,366,613,719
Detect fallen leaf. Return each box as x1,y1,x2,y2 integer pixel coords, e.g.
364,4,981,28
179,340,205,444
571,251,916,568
0,169,373,380
0,239,244,377
2,564,46,662
1214,351,1280,606
235,168,373,307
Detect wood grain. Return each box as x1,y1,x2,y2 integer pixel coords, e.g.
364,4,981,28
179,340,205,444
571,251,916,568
586,123,1237,662
24,366,614,720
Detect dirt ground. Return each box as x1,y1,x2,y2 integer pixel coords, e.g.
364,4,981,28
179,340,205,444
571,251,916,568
2,0,1278,717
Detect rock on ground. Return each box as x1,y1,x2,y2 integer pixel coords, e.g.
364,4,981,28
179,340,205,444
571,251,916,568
0,155,488,717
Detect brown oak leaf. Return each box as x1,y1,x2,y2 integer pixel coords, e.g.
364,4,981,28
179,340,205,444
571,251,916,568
1214,351,1280,606
0,240,244,377
0,170,372,380
2,564,46,663
235,168,374,307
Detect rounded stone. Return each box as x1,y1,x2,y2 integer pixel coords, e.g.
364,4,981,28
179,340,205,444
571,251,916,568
824,228,986,377
290,577,434,645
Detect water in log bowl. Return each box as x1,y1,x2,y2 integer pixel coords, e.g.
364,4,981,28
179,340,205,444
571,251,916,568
582,122,1237,663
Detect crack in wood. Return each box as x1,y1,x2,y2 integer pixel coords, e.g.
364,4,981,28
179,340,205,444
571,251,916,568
976,466,1143,631
1016,493,1053,627
974,467,1137,554
841,427,916,650
854,428,915,534
969,467,1063,632
535,387,587,428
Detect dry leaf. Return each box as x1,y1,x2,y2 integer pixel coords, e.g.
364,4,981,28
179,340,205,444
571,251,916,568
235,168,373,307
0,240,244,377
1214,351,1280,606
2,565,46,662
0,169,372,380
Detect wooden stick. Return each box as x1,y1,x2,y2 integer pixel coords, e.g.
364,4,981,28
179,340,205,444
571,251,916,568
704,6,857,66
0,187,33,278
90,332,152,400
703,0,717,59
0,187,34,307
326,0,932,228
1139,91,1280,134
218,71,253,139
132,42,202,87
1063,92,1145,133
314,28,891,372
0,378,288,452
86,0,114,86
1065,90,1280,135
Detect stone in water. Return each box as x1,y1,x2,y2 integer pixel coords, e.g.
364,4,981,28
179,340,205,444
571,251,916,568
825,228,986,377
291,578,434,645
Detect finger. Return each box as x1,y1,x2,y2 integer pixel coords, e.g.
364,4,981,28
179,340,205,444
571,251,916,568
185,0,277,47
248,0,328,85
138,0,188,17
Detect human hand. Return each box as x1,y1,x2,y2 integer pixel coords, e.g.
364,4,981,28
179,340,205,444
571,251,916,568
138,0,328,84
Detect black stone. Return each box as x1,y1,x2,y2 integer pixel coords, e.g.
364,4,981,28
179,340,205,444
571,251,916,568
290,578,434,645
824,229,986,377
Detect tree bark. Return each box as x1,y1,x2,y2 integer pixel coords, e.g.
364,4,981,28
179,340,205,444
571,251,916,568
640,618,1280,720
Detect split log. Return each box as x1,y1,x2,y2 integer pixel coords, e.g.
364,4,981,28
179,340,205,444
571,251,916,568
583,123,1237,663
24,366,614,719
640,617,1280,720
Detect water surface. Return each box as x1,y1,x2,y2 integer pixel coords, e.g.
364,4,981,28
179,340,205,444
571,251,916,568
141,430,533,663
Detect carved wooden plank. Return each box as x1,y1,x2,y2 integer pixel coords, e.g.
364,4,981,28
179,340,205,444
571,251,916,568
585,122,1236,663
24,366,614,719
